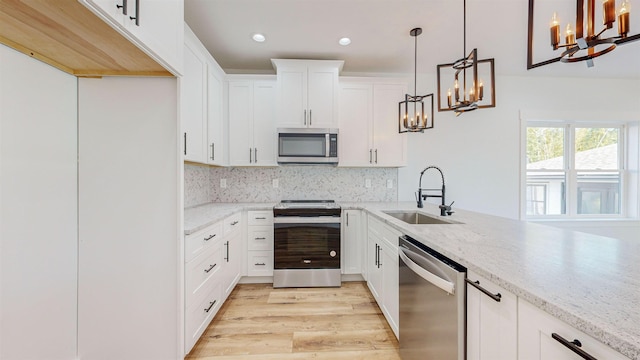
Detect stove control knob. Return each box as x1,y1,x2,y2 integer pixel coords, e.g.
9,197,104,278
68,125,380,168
330,250,337,257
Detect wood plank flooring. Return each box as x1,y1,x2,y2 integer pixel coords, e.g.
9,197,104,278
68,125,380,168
186,282,401,359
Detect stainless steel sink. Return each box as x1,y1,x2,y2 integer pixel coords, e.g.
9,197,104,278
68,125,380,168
382,211,461,225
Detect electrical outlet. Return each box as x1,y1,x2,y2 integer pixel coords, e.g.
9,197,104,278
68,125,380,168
387,179,393,189
272,179,279,188
220,179,227,188
365,179,372,188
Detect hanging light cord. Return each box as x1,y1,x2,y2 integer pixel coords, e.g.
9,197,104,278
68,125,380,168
463,0,467,56
414,30,418,97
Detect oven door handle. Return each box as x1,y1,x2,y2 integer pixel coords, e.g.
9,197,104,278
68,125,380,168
399,246,455,295
274,216,340,224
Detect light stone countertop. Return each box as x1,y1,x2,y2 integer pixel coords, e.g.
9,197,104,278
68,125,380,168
184,201,640,358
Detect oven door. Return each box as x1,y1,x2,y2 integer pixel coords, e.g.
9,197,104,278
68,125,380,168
274,217,340,269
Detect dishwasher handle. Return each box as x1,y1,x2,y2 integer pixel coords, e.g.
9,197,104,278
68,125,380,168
399,246,455,295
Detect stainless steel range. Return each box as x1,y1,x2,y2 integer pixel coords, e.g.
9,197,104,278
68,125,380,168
273,200,341,288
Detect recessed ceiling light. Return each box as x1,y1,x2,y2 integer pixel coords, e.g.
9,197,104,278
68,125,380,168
339,37,351,46
252,33,266,42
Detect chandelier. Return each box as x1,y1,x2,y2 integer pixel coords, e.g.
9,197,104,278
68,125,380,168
399,27,434,133
436,0,495,116
549,0,633,67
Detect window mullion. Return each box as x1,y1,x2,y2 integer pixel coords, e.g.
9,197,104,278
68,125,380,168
566,124,575,217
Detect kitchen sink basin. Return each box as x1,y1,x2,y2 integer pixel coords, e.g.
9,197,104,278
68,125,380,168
382,211,461,225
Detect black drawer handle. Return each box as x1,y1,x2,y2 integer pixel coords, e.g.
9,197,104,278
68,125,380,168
204,300,217,313
204,234,216,241
230,221,239,226
466,279,502,302
204,264,217,273
254,237,266,240
255,263,266,266
255,217,267,220
552,333,597,360
116,0,127,14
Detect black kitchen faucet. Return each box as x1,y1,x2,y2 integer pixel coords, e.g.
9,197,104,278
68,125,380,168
417,165,454,216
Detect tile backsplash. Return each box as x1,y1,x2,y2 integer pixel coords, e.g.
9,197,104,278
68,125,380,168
184,164,398,207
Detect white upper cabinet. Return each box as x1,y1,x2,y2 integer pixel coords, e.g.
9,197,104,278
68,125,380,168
181,24,227,165
181,25,207,163
207,59,225,166
272,59,343,128
338,78,408,167
228,77,278,167
79,0,184,75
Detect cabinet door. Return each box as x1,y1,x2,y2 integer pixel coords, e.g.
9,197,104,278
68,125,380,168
338,83,372,167
223,231,242,297
207,60,225,165
228,81,253,166
467,271,518,360
372,84,407,167
181,40,207,163
367,235,383,301
518,300,631,360
342,210,362,274
122,0,184,75
307,66,338,128
252,81,277,166
380,240,399,338
276,66,307,127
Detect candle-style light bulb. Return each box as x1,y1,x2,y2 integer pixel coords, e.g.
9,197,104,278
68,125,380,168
550,12,560,49
454,78,460,102
565,23,576,44
470,82,475,102
603,0,616,28
478,80,484,101
619,0,631,37
447,88,452,107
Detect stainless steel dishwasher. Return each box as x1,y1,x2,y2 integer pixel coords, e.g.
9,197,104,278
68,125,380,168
399,235,466,360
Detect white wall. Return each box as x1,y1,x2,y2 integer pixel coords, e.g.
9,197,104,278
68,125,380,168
1,45,78,358
398,74,640,240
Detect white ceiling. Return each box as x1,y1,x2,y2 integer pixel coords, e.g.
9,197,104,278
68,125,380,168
184,0,640,78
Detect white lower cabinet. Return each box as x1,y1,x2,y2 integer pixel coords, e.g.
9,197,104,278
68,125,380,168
366,215,400,338
466,270,518,360
518,299,631,360
247,211,274,277
342,210,363,275
184,212,243,355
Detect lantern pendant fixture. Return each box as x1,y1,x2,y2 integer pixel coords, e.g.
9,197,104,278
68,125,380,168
399,27,434,133
549,0,635,67
436,0,496,116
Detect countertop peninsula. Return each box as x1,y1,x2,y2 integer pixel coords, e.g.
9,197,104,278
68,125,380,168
183,201,640,359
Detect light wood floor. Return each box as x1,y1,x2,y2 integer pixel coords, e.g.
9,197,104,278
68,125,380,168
186,281,401,359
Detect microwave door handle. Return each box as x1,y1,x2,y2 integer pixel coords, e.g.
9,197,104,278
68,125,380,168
325,134,330,157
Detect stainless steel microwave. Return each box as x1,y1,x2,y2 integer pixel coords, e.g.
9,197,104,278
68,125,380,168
277,128,338,164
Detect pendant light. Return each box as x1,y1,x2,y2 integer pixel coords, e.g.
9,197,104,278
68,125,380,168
436,0,496,116
546,0,637,67
399,27,434,133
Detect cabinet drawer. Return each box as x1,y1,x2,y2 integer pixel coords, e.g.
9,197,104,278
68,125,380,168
185,243,222,305
247,226,273,251
518,299,630,360
224,212,242,235
185,221,222,263
185,282,222,354
248,210,273,225
248,251,273,276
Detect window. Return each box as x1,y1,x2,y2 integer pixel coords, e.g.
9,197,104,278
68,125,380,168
525,123,624,218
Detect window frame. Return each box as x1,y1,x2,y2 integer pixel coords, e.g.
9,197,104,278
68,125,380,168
522,120,627,220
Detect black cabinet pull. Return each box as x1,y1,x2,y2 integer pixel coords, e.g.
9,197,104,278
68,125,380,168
249,148,252,163
204,300,216,313
466,279,502,302
183,133,187,155
224,241,229,261
346,213,349,226
211,143,215,160
254,237,266,240
255,263,266,266
204,234,216,241
551,333,597,360
129,0,139,25
377,245,382,268
254,148,257,163
204,264,217,273
231,221,239,226
255,217,267,220
116,0,127,14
